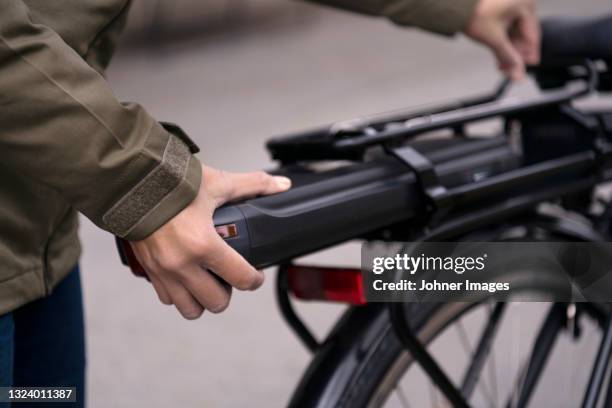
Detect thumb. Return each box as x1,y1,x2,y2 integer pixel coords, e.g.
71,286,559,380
221,170,291,203
490,29,525,80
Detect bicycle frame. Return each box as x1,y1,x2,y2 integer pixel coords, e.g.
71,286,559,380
270,61,612,408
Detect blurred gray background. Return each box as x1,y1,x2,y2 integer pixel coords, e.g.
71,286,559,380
79,1,611,406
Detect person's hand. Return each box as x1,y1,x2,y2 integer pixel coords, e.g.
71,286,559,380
464,0,540,80
129,164,291,319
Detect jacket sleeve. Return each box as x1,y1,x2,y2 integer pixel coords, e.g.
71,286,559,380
0,0,201,241
305,0,479,36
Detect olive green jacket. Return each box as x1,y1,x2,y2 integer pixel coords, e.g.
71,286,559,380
0,0,477,314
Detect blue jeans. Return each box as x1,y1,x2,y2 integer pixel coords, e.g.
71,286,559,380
0,266,85,407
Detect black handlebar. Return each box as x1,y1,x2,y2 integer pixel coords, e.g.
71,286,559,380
540,16,612,66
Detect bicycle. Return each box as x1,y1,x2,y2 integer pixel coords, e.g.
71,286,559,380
118,15,612,408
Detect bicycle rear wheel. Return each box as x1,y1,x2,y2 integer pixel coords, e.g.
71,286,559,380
289,213,612,408
289,298,609,408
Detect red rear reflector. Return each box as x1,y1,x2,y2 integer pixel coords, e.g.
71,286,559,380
117,238,149,280
287,265,366,305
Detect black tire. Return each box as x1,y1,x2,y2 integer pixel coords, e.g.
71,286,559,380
288,302,474,408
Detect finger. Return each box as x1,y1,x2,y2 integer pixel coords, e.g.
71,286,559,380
178,264,232,313
149,274,173,305
519,12,541,65
204,235,265,291
163,277,205,320
489,28,525,80
222,170,291,203
510,12,541,66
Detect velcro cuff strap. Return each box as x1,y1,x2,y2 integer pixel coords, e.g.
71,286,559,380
102,134,191,237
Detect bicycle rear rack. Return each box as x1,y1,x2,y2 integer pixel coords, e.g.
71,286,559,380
267,61,599,164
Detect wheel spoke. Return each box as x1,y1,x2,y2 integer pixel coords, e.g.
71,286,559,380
460,303,506,403
582,309,612,408
487,337,499,406
603,368,612,408
487,302,500,405
505,303,566,408
455,319,496,406
428,381,439,408
395,383,412,408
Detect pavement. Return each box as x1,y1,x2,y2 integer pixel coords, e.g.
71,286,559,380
78,1,611,406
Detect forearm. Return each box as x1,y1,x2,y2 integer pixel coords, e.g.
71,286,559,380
304,0,479,35
0,0,200,240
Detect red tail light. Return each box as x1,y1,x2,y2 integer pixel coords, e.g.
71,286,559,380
287,265,366,305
